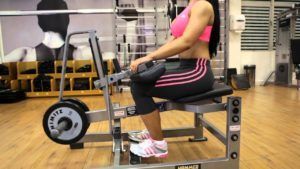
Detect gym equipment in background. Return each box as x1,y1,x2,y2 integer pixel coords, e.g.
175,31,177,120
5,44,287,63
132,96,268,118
43,30,241,169
226,68,250,90
33,74,53,92
275,5,300,88
244,65,256,87
275,18,292,85
0,89,26,103
290,39,300,90
231,74,250,90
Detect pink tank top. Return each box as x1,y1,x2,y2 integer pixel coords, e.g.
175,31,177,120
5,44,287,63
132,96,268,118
170,3,212,42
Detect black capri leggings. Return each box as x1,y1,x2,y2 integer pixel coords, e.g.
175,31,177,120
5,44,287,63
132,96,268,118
131,58,215,115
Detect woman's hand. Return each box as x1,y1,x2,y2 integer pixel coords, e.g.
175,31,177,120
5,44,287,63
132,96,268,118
130,56,152,73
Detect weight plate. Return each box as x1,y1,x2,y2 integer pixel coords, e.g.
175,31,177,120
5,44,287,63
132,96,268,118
43,101,89,145
63,98,89,112
63,100,90,135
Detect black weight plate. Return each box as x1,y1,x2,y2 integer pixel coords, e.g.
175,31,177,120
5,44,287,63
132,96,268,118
63,98,89,112
43,101,89,145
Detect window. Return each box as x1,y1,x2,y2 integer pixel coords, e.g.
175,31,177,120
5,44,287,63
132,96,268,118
241,5,270,50
242,0,300,51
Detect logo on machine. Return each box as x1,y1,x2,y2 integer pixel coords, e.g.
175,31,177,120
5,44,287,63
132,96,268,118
126,106,136,115
175,164,201,169
114,110,125,117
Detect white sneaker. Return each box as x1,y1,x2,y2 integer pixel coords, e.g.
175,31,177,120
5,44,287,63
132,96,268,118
128,130,151,142
130,139,168,158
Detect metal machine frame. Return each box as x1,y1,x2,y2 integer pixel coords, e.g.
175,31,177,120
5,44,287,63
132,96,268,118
58,30,241,169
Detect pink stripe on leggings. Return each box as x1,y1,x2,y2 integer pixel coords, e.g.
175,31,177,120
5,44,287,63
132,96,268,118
159,58,202,79
156,59,205,83
155,60,207,87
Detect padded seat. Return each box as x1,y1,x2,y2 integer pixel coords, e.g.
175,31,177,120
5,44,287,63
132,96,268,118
173,83,233,103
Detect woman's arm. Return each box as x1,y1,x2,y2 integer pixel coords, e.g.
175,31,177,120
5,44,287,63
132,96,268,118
147,1,213,61
166,35,176,44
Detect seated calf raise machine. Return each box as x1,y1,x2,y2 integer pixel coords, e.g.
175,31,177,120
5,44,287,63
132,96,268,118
43,30,242,169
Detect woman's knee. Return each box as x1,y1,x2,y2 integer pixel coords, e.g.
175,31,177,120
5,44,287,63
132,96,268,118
130,82,149,97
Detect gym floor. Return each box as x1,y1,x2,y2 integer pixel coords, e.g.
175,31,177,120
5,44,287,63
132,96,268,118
0,85,299,169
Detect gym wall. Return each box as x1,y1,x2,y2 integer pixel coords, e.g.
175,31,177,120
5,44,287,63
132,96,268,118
240,0,300,84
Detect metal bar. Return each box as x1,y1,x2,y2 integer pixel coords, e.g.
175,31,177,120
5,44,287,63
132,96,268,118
113,118,123,167
170,103,226,114
242,1,274,7
79,127,203,144
116,7,166,13
116,25,155,28
0,20,3,63
162,127,203,138
79,132,113,143
116,27,169,31
116,16,155,19
0,8,167,17
89,31,114,134
0,9,115,16
59,30,94,101
117,52,152,55
155,0,159,49
201,118,227,145
58,34,70,101
104,77,114,134
118,43,156,46
193,113,205,140
86,109,109,122
112,0,118,60
224,0,230,84
113,139,122,167
269,0,275,51
115,157,230,169
116,34,156,37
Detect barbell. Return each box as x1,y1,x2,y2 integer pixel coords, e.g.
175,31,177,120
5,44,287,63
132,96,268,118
0,1,177,17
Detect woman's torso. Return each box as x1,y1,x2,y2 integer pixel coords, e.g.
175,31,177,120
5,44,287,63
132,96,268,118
171,1,214,60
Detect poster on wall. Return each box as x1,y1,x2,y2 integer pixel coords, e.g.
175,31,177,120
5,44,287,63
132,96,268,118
0,0,168,66
0,0,115,63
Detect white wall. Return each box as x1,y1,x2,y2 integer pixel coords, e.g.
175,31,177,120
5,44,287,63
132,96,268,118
241,51,275,85
228,0,242,73
228,0,276,85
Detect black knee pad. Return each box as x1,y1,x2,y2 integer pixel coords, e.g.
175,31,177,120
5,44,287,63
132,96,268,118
130,61,166,83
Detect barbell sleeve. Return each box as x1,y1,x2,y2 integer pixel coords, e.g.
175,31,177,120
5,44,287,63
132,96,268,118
50,120,69,138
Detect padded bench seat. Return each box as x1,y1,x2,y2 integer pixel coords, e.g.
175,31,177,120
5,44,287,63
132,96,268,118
173,83,233,103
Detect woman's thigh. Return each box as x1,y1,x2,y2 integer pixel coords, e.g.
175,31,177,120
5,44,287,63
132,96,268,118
147,67,215,100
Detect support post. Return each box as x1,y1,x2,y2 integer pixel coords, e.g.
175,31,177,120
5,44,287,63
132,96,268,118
225,97,242,168
0,20,4,63
189,113,208,142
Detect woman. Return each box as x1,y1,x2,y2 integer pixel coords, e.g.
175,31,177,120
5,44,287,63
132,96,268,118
129,0,220,158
